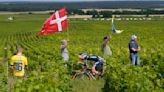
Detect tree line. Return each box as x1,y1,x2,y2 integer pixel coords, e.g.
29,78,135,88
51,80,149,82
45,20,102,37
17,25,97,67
67,9,164,18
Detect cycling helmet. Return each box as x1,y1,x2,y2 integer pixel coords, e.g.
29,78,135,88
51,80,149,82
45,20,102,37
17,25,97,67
79,52,87,59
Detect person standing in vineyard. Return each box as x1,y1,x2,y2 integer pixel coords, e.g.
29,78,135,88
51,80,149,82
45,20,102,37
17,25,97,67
129,35,140,66
61,39,69,65
10,47,28,78
101,36,112,56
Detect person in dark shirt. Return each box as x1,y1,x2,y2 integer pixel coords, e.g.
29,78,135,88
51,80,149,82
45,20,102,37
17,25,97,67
129,35,140,66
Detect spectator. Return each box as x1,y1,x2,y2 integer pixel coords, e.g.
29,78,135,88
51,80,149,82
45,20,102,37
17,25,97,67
10,47,28,78
101,36,112,56
129,35,140,66
61,39,69,63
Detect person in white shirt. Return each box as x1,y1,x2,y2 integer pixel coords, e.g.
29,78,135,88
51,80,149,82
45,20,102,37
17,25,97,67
101,36,112,56
61,39,69,62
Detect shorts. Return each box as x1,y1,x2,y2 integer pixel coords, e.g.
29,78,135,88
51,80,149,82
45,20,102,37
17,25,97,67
95,62,103,71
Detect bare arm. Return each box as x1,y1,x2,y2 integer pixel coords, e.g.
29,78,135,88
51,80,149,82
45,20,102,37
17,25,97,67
138,46,141,51
131,48,137,52
131,46,140,52
10,65,14,69
25,65,28,69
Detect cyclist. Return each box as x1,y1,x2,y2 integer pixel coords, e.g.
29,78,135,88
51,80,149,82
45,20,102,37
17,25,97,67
78,52,106,75
10,47,28,78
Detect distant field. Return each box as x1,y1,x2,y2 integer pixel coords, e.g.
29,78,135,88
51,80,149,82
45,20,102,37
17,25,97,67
0,14,163,92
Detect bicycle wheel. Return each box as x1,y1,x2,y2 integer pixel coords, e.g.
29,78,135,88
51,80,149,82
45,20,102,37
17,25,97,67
94,72,103,80
86,70,97,80
73,72,91,80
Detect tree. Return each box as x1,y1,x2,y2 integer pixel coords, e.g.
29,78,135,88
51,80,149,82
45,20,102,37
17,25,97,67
100,11,112,18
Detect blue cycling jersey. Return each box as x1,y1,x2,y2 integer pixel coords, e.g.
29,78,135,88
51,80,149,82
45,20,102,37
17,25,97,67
84,55,105,66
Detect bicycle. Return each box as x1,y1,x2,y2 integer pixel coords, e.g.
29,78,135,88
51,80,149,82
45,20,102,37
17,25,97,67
72,62,105,80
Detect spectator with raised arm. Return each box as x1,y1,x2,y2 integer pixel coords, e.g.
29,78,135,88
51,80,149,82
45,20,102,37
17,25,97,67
101,36,112,56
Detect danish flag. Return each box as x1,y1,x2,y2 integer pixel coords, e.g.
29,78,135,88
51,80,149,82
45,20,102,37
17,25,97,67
37,8,67,36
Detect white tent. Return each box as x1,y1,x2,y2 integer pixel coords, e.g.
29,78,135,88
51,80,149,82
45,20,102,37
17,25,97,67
8,17,14,21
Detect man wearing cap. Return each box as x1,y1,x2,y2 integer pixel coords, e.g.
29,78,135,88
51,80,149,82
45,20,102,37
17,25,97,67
129,35,140,66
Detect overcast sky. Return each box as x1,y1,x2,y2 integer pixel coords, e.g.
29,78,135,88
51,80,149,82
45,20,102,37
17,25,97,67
0,0,164,2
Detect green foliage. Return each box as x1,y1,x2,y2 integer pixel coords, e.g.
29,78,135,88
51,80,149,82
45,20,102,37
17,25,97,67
0,63,7,92
0,14,163,92
100,11,112,18
103,62,163,92
12,65,71,92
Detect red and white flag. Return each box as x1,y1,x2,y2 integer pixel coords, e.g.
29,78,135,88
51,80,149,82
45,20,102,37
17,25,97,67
37,7,67,36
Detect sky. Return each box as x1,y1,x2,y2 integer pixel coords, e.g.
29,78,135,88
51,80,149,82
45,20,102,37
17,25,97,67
0,0,164,2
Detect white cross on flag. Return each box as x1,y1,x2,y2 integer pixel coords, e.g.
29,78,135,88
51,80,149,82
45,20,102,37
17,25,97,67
37,7,67,36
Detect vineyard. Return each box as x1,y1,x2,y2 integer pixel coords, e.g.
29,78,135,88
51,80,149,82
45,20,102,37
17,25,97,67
0,14,164,92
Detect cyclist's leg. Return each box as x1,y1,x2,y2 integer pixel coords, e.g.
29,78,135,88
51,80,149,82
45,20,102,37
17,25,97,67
96,62,104,75
92,62,99,75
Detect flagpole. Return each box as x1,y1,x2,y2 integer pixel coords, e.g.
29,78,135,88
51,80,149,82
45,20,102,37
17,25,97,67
67,16,69,41
109,15,113,37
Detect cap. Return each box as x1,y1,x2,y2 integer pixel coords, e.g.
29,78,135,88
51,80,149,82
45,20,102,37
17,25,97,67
131,35,137,40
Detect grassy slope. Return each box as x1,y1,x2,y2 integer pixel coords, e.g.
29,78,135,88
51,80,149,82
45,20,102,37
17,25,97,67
0,14,164,92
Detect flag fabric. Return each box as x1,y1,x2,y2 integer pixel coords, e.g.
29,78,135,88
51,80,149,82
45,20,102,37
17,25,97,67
112,17,124,34
37,7,67,36
112,18,116,33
